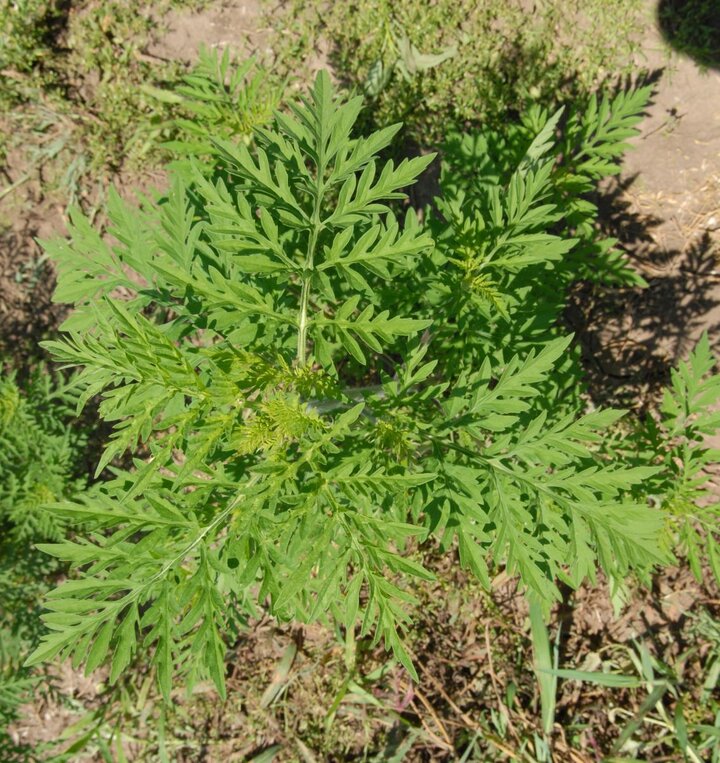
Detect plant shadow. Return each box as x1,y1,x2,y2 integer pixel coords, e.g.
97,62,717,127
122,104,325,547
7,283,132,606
566,173,720,413
657,0,720,70
0,226,63,367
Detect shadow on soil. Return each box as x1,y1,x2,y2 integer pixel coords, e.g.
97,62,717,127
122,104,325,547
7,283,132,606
0,227,61,366
657,0,720,70
566,173,720,412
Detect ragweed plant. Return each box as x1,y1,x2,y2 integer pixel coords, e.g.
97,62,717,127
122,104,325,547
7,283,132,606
28,73,698,700
423,87,652,392
154,44,283,159
0,365,88,749
642,334,720,580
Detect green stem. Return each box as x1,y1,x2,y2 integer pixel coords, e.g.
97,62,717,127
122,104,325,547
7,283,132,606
297,220,320,365
296,93,330,365
296,170,325,365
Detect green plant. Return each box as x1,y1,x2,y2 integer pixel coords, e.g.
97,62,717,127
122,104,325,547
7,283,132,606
542,630,720,761
642,333,720,578
423,88,650,393
60,0,183,176
0,364,88,756
0,0,215,210
274,0,645,142
519,333,720,760
658,0,720,70
149,44,283,159
0,367,87,540
0,0,64,105
25,73,714,711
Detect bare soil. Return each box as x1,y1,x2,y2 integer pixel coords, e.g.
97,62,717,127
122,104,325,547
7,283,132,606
147,0,269,64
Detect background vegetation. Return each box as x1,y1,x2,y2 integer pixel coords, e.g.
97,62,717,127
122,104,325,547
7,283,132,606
277,0,646,142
